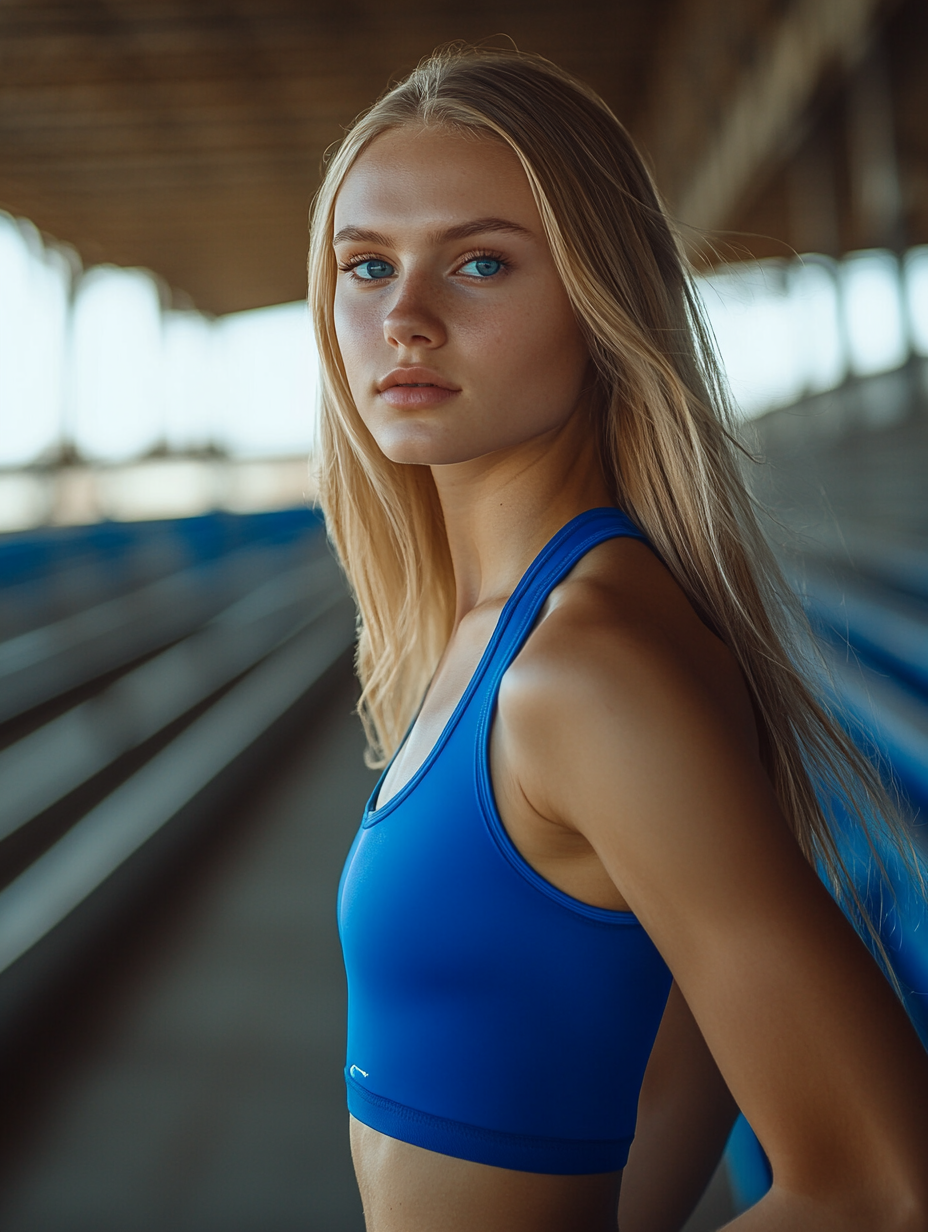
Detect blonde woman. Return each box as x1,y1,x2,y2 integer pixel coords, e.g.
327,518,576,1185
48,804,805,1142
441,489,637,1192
311,49,928,1232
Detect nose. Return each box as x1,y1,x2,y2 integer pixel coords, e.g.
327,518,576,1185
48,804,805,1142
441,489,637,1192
382,275,447,350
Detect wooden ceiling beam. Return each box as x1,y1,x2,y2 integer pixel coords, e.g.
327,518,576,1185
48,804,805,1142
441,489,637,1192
640,0,893,246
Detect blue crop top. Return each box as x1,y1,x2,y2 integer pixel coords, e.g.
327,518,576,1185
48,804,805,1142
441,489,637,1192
337,508,673,1175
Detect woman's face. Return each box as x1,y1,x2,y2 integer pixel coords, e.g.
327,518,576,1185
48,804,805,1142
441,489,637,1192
332,124,591,467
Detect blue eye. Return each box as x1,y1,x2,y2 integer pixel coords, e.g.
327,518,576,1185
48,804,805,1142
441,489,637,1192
353,259,395,280
460,257,503,278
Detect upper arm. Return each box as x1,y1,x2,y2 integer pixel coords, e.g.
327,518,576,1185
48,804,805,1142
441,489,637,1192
620,981,737,1232
507,602,928,1214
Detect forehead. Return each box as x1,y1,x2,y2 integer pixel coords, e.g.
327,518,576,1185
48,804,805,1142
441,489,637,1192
333,125,539,235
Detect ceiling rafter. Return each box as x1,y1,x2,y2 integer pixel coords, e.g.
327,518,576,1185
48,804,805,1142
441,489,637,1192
640,0,897,248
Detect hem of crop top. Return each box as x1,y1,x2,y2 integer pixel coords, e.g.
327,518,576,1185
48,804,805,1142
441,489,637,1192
346,1069,632,1175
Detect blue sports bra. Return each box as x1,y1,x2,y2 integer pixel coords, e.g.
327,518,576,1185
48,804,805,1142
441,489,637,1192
337,508,673,1175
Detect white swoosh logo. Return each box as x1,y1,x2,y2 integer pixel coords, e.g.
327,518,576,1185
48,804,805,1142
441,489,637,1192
349,1065,369,1079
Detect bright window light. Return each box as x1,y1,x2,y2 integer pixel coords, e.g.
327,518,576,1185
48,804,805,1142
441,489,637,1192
163,310,216,452
788,257,846,394
212,301,319,457
904,246,928,357
70,267,164,462
0,214,71,467
698,262,806,418
841,250,907,377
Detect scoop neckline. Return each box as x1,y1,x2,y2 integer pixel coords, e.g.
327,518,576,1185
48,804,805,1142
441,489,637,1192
362,507,629,826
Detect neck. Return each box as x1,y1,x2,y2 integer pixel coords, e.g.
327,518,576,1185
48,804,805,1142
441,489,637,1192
430,406,614,624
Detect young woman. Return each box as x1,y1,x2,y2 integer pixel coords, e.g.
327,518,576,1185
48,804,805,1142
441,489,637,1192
310,49,928,1232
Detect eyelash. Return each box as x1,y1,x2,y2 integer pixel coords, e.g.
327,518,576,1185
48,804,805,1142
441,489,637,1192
337,249,511,282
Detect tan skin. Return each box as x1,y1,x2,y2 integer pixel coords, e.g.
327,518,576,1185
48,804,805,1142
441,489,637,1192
332,124,928,1231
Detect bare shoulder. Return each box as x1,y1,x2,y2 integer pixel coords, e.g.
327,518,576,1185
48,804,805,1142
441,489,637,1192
498,535,760,799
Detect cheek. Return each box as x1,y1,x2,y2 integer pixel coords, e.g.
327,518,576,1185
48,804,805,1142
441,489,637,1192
483,296,588,404
333,292,378,392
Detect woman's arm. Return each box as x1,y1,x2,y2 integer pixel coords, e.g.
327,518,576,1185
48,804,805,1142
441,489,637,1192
503,565,928,1231
619,981,738,1232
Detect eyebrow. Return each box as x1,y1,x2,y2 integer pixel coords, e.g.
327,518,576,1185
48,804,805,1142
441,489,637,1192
332,216,534,247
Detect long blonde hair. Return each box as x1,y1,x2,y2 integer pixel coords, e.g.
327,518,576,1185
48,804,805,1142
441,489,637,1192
309,47,917,959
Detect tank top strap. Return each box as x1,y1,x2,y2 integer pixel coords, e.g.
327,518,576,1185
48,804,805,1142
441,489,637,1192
479,507,647,689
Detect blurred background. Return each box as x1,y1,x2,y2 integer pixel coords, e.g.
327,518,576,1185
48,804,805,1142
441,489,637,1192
1,1,927,1229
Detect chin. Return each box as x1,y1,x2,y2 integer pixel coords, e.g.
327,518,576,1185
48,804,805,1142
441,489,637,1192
368,409,556,468
379,443,471,467
373,426,478,468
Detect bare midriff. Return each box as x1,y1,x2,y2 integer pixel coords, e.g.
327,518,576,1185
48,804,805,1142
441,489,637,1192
350,1118,623,1232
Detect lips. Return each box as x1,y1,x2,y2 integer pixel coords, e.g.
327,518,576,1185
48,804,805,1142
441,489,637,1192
377,367,459,393
377,367,461,409
379,384,460,409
